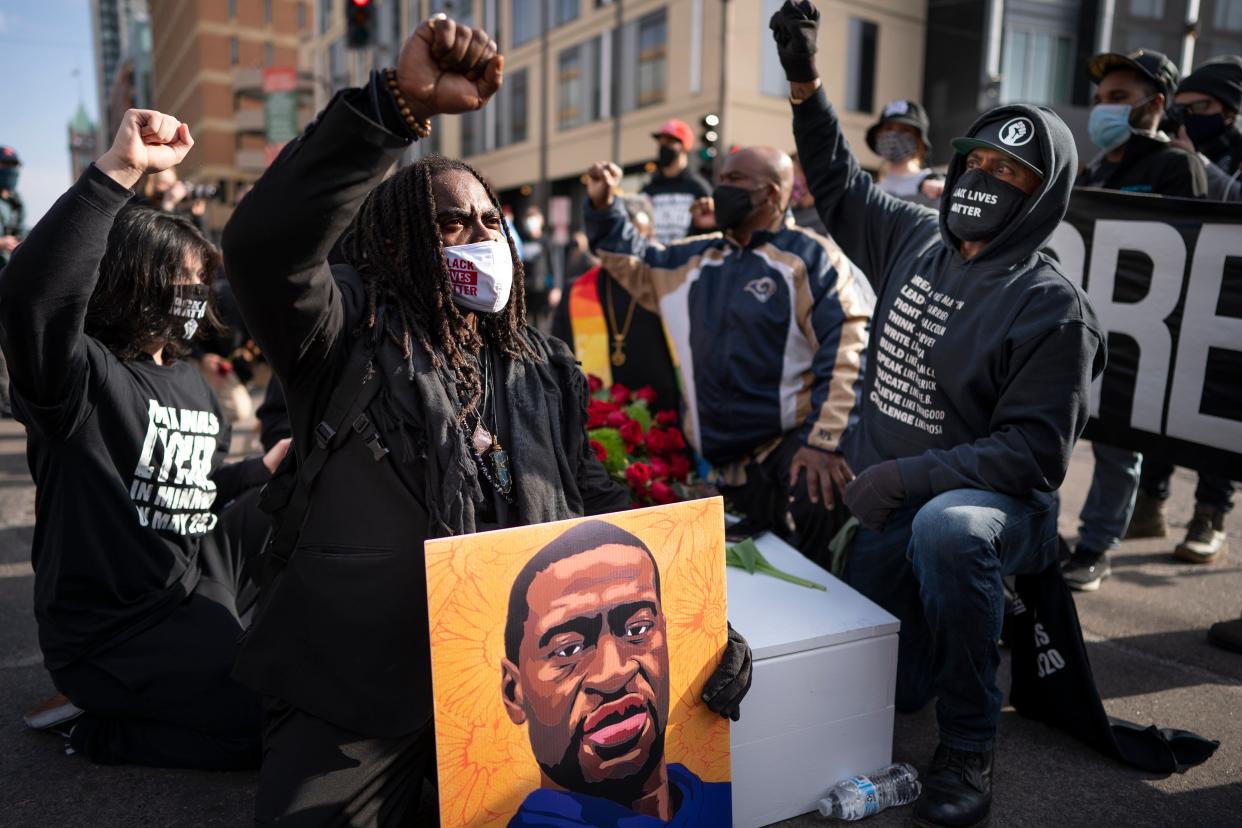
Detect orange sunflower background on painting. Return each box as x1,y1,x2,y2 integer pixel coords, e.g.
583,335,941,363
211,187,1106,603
425,498,731,828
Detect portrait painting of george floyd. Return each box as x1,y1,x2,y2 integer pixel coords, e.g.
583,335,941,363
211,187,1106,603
424,498,732,828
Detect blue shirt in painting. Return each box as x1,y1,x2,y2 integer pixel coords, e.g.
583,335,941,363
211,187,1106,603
507,763,731,828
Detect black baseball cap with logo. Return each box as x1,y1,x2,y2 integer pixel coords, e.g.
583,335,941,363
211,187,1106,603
950,115,1045,178
0,146,20,166
1088,49,1180,101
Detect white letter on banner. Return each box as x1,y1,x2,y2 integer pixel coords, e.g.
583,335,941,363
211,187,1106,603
1167,223,1242,454
1085,220,1184,433
1046,222,1086,289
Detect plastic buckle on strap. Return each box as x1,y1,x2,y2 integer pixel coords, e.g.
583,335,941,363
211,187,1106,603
352,413,389,461
314,422,336,450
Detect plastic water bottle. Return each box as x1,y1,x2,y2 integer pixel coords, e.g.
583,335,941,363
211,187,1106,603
817,763,921,821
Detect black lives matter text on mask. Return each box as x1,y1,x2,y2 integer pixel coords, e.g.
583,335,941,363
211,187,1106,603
869,274,964,436
1046,188,1242,479
129,399,221,535
948,186,999,218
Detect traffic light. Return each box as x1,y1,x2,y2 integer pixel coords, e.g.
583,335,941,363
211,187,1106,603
345,0,374,49
698,113,720,163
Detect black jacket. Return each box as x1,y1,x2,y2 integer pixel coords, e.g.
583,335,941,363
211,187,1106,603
1077,132,1208,197
0,166,267,670
222,81,628,738
793,89,1105,505
1198,123,1242,201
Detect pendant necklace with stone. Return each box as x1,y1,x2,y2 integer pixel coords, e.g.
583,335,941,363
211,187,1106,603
469,349,513,498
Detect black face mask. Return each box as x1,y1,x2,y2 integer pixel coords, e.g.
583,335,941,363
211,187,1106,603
657,145,680,168
945,169,1027,243
170,283,211,339
712,184,762,231
1184,112,1229,148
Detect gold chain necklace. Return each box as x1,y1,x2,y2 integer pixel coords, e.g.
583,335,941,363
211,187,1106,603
604,275,638,367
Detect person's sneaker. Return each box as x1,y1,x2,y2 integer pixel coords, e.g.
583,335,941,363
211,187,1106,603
22,693,83,732
1173,506,1228,564
1207,616,1242,654
1061,546,1111,592
1125,490,1168,539
913,744,993,828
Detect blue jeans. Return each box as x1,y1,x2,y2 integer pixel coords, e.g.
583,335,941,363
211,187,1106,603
1078,443,1143,553
845,489,1059,752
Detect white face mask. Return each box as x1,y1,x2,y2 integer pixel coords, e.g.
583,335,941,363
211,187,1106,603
444,239,514,314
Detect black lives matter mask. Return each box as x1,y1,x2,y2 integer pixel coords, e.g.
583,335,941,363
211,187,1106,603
170,283,210,339
945,169,1026,242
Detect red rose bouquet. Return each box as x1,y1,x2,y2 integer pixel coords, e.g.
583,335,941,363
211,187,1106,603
585,376,706,506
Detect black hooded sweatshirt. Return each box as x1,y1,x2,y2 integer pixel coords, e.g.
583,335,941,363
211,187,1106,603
0,165,268,670
792,89,1105,505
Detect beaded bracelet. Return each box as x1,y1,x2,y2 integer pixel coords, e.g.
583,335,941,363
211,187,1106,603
383,67,433,139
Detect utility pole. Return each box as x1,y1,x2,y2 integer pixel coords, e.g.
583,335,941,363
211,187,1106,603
716,0,731,178
611,0,623,163
538,7,550,213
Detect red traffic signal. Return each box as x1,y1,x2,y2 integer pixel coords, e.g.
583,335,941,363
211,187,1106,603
345,0,374,48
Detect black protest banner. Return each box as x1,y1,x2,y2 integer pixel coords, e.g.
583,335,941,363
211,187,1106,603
1044,188,1242,480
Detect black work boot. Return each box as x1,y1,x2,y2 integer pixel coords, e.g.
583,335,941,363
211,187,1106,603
912,744,993,828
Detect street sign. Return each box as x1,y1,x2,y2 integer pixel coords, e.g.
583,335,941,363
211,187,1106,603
263,67,300,165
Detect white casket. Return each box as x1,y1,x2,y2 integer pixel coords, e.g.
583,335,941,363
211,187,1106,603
726,532,900,828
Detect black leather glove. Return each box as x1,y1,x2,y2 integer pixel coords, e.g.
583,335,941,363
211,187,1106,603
768,0,821,83
702,623,753,722
842,459,906,532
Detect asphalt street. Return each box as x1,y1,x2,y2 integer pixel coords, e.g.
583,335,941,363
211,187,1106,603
1,415,1238,826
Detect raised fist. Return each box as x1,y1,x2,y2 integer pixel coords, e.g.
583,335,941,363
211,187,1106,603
768,0,821,83
97,109,194,189
397,15,503,121
586,161,622,209
690,196,716,230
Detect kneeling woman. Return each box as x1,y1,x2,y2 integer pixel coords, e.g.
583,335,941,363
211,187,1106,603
0,111,288,768
222,15,751,824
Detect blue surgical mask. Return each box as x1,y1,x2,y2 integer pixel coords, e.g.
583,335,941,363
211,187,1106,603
1088,96,1154,151
1088,104,1135,151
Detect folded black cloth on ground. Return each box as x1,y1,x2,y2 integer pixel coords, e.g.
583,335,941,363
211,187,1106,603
1007,563,1219,773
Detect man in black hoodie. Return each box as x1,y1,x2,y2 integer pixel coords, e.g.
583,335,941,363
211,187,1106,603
770,4,1105,826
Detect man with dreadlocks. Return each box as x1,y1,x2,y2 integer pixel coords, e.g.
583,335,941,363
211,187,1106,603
222,15,753,824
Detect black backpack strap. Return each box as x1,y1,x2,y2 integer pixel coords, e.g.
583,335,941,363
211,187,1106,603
263,344,387,575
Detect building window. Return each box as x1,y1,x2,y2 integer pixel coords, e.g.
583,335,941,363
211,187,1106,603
264,0,273,24
552,0,579,27
229,0,238,19
320,0,333,34
298,1,307,30
512,0,542,46
760,0,788,97
329,38,348,91
497,67,529,146
432,0,472,25
558,45,584,129
1129,0,1165,18
1216,0,1242,30
461,110,483,156
230,35,240,66
636,10,666,108
844,17,878,113
265,41,274,66
1001,29,1073,106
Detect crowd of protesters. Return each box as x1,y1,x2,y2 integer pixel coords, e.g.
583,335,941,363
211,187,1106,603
0,2,1237,826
